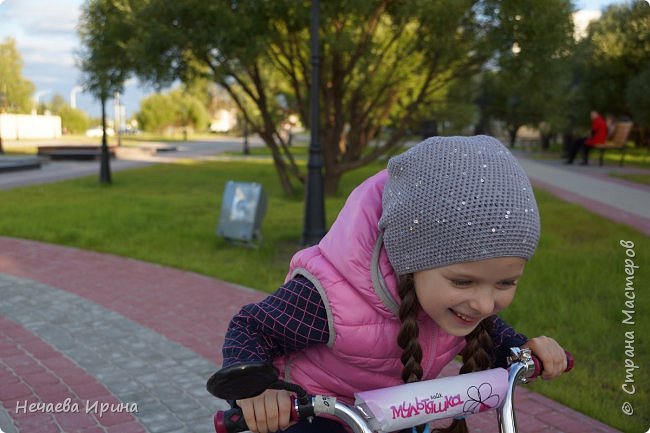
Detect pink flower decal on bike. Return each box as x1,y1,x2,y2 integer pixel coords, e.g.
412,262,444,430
463,382,500,413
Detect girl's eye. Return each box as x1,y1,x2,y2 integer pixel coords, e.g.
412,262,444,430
451,279,472,287
498,280,518,288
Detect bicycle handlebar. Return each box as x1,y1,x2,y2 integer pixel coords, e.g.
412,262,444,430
531,350,574,378
212,350,573,433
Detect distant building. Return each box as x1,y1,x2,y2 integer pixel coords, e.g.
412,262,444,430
209,109,237,133
0,113,62,139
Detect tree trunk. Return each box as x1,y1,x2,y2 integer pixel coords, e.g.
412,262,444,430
258,131,296,196
99,96,112,184
323,170,342,196
562,132,573,159
541,133,552,150
272,156,295,196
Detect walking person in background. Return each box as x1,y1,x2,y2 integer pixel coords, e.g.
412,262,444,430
565,110,608,165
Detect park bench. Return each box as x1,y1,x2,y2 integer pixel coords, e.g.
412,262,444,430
0,156,42,172
37,145,116,161
593,121,633,167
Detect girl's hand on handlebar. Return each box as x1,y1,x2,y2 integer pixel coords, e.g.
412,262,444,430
522,336,568,380
236,389,294,433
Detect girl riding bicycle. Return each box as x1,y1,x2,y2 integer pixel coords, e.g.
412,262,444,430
220,136,569,433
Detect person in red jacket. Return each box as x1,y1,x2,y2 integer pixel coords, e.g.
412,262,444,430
565,110,608,165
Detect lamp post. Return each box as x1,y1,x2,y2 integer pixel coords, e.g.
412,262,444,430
301,0,326,246
33,90,51,113
114,91,122,147
99,92,112,184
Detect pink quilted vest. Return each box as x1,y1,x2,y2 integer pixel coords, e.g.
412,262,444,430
273,170,465,405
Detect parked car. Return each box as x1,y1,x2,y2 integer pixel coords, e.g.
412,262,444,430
85,126,115,137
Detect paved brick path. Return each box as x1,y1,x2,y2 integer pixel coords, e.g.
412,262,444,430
0,237,622,433
516,157,650,236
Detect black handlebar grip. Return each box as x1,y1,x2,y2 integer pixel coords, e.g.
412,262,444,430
214,396,301,433
214,407,247,433
531,351,574,378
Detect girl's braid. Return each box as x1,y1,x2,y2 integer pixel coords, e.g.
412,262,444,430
397,274,423,384
397,274,425,433
433,318,494,433
397,274,495,433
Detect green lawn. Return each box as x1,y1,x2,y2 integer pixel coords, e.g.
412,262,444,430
0,158,647,432
522,146,650,170
609,172,650,186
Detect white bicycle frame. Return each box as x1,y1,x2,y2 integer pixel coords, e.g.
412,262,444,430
294,348,535,433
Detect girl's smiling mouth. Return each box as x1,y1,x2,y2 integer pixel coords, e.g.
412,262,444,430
450,309,479,324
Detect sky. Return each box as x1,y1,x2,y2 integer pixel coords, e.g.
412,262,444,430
0,0,631,121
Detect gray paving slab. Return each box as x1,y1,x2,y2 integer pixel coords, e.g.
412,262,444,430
0,405,18,433
517,156,650,220
0,273,229,433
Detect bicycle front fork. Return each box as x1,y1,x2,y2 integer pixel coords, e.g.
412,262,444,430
497,348,535,433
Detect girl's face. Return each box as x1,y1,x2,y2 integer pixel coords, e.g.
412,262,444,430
413,257,525,337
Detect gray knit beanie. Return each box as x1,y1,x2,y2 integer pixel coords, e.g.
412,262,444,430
378,135,540,275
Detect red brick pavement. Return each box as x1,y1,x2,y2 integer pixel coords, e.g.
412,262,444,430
0,237,265,365
0,316,145,433
0,237,622,433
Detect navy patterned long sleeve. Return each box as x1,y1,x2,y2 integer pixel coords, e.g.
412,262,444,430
223,276,330,367
222,276,527,368
491,316,528,368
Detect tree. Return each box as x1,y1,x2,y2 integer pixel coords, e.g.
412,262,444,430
626,67,650,146
77,0,135,184
41,94,90,134
48,94,68,114
0,38,36,114
478,0,575,147
0,38,36,153
136,88,210,135
169,88,211,137
123,0,500,195
137,93,177,134
580,1,650,144
59,106,90,134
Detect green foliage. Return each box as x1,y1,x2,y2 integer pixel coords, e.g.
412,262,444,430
48,94,68,114
136,88,210,133
169,88,210,131
78,0,138,182
626,67,650,129
59,106,90,134
117,0,510,194
581,1,650,127
137,93,177,133
0,38,36,113
478,0,575,144
40,94,89,135
77,0,134,101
